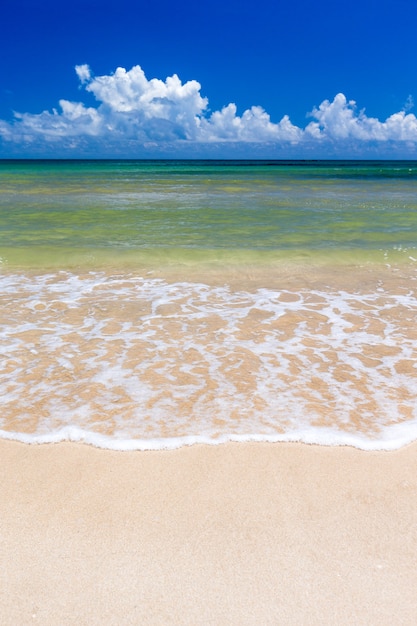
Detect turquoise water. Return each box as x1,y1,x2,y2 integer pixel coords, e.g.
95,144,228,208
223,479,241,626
1,159,417,268
1,160,417,450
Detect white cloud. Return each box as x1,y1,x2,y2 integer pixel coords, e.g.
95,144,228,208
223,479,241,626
75,64,92,85
7,100,102,142
199,104,302,142
306,93,417,142
1,64,417,156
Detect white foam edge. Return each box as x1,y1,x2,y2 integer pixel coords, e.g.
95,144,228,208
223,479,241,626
1,423,416,452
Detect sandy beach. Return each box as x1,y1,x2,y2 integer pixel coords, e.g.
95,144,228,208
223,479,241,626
1,440,417,625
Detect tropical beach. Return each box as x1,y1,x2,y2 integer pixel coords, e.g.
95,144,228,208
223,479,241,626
1,160,417,622
2,0,417,619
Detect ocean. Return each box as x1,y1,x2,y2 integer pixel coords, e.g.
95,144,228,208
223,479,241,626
1,159,416,450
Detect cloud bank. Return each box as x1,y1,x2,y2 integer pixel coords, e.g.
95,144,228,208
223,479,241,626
1,64,416,157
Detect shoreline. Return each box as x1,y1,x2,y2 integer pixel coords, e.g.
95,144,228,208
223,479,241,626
2,265,416,446
2,429,417,451
1,439,417,624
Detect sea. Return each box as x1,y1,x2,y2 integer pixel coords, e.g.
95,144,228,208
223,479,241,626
1,159,416,450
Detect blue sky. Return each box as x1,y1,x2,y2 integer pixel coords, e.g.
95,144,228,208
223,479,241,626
1,0,417,158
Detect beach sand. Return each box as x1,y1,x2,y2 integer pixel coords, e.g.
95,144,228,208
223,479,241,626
1,440,417,625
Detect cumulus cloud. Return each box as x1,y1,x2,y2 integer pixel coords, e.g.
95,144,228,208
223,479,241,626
0,63,416,156
305,93,417,142
199,104,302,143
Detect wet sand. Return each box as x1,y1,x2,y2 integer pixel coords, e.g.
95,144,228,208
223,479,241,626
2,266,416,444
1,440,417,625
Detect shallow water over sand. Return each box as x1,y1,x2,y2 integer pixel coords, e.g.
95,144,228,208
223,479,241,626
1,160,417,449
1,264,416,450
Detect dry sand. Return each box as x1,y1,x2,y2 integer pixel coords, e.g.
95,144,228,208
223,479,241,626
1,439,417,625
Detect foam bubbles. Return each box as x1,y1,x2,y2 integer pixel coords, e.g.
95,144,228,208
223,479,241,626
0,271,416,450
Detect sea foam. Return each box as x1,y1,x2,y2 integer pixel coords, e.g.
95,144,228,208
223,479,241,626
1,271,416,451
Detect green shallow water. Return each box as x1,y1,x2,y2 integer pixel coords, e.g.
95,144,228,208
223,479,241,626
1,159,417,270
